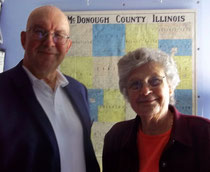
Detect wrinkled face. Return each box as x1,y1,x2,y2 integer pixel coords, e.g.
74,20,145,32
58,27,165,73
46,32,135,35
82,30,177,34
127,61,172,119
21,7,72,78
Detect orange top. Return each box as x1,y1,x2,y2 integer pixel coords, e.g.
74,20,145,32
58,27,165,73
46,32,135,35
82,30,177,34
137,128,172,172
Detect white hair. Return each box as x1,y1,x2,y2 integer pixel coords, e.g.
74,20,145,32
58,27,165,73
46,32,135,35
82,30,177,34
118,47,180,105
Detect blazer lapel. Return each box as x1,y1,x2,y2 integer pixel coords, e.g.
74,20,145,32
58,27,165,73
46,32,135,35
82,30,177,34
63,82,91,133
10,62,60,153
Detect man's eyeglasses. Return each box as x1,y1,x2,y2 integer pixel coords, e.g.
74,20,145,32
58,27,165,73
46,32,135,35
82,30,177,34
127,76,165,91
27,27,70,45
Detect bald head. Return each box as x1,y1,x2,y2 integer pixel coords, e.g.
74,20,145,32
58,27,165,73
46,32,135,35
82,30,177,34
21,5,72,81
26,5,70,34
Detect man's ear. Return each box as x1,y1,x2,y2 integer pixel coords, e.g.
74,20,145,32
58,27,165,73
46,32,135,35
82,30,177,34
20,31,26,50
65,39,72,53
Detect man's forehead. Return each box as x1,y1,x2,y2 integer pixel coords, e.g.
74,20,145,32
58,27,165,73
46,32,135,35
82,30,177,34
26,6,69,29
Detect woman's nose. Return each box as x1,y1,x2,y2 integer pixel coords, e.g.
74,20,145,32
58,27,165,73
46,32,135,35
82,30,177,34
139,83,152,95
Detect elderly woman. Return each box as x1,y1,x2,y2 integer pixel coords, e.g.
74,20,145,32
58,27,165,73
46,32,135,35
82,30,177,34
102,48,210,172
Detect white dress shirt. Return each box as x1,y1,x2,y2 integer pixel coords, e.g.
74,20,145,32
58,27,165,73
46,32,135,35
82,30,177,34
23,66,86,172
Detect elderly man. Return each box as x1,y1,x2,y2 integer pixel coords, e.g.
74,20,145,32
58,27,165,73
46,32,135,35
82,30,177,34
0,5,100,172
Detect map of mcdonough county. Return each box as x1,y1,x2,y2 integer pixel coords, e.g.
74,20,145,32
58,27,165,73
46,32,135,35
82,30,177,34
61,9,196,167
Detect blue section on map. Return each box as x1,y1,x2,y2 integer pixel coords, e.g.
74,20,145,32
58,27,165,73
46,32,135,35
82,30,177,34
159,39,192,56
92,24,125,57
88,89,104,121
174,89,192,115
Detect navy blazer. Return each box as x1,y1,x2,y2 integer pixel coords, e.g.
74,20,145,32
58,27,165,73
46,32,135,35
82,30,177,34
0,61,100,172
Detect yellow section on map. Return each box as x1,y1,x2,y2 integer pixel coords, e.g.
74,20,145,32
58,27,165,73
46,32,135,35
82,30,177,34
126,24,159,52
60,56,93,88
173,56,192,89
98,89,125,122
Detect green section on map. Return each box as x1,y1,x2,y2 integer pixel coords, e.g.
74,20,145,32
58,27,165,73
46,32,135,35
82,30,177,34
126,24,159,52
174,56,192,89
98,89,125,122
60,56,93,88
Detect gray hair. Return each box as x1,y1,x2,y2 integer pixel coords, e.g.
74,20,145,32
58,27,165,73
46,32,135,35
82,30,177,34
118,47,180,105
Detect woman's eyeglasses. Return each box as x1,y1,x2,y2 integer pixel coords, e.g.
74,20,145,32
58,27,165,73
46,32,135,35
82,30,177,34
127,76,166,91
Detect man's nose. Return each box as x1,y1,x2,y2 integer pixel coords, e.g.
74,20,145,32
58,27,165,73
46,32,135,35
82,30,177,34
43,33,56,46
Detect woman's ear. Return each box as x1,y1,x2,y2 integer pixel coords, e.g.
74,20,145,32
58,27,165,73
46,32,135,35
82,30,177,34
169,86,174,96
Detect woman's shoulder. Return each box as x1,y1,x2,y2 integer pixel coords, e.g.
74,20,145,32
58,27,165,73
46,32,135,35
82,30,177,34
177,113,210,141
172,105,210,130
179,113,210,127
109,118,137,132
104,117,139,142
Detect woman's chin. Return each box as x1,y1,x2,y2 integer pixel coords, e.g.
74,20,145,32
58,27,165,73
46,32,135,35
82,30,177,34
136,104,160,116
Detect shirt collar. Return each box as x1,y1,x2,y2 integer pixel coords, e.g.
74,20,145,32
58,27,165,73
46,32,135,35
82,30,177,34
22,65,69,88
56,70,69,87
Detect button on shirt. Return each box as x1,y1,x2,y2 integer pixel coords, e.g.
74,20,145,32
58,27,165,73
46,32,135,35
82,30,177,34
23,66,86,172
